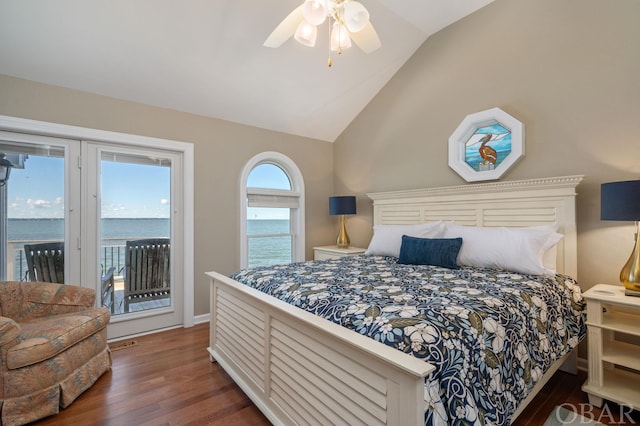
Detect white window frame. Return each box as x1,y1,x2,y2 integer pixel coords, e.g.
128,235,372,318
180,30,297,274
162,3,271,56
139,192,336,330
240,152,305,269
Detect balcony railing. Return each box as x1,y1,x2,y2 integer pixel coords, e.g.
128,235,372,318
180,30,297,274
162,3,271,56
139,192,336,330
6,238,156,282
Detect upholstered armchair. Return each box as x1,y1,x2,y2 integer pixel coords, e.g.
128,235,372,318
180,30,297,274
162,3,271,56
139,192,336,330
0,281,111,426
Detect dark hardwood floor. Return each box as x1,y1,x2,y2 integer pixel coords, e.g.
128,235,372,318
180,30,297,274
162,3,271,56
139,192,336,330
32,323,639,425
33,323,270,426
512,368,640,426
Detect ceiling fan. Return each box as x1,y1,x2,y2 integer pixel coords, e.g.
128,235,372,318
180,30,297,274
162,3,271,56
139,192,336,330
264,0,381,66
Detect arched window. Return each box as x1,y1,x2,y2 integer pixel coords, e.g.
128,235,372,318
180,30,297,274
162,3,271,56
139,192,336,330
240,152,305,268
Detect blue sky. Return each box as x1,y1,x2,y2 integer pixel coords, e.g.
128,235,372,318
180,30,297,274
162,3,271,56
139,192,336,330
247,163,292,220
8,155,171,219
101,160,170,218
247,163,291,189
8,156,65,219
8,156,291,220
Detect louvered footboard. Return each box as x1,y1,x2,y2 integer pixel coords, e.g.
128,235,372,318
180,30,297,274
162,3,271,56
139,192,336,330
206,271,434,426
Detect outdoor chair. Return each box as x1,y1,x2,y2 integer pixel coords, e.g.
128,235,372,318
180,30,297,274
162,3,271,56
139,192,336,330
100,266,116,314
23,242,64,284
123,238,170,312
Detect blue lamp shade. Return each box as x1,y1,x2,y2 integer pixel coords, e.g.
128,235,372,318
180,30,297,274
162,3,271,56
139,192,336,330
601,180,640,221
329,196,356,216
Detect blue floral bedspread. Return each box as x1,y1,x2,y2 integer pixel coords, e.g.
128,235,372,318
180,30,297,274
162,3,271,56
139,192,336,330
230,255,586,425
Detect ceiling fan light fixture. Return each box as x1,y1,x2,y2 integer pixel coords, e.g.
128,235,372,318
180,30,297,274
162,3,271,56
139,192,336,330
343,1,369,33
302,0,328,26
330,22,352,52
264,0,381,65
294,20,318,47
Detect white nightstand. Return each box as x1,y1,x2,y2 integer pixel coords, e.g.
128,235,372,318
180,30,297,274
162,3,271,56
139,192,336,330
581,284,640,409
313,245,366,260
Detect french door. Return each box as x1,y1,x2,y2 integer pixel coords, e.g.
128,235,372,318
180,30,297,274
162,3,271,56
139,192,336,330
0,117,192,340
84,142,184,338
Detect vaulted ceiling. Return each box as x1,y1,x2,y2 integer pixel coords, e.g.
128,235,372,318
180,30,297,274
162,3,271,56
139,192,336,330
0,0,494,142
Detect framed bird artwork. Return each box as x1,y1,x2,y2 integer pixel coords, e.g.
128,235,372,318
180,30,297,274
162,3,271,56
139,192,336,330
448,107,524,182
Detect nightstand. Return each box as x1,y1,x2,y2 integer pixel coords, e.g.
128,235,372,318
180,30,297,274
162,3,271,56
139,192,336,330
581,284,640,409
313,245,366,260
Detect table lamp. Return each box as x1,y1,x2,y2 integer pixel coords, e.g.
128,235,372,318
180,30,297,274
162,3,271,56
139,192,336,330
601,180,640,296
329,196,356,248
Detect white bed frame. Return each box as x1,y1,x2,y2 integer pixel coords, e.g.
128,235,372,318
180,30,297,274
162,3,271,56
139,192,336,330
206,175,584,425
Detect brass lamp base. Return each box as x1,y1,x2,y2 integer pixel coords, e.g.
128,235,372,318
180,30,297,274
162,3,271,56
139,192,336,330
621,221,640,296
336,214,350,248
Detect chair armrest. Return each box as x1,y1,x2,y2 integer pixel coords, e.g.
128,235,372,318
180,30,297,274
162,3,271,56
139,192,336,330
0,316,20,348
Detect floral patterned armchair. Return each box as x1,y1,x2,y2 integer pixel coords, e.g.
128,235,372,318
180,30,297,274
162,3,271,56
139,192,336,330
0,281,111,425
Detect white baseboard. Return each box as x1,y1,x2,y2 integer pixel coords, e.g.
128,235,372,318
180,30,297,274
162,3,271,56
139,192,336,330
108,324,183,343
107,314,210,343
194,313,211,325
577,356,588,372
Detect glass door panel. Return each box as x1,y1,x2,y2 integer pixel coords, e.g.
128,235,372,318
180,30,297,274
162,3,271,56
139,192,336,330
0,135,79,284
99,151,172,317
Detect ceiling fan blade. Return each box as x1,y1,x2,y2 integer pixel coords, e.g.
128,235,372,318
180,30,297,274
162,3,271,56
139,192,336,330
263,5,304,48
350,21,381,54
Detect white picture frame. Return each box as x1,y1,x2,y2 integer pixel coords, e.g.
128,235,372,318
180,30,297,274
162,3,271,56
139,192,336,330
448,107,524,182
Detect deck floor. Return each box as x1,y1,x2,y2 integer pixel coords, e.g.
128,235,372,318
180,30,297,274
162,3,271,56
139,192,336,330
109,279,171,315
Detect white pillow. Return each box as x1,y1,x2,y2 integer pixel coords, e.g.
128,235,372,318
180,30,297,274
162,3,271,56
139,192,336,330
542,246,558,273
529,224,560,273
443,223,563,276
366,222,446,257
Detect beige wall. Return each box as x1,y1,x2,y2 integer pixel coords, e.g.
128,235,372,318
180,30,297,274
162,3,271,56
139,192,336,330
335,0,640,290
0,75,335,316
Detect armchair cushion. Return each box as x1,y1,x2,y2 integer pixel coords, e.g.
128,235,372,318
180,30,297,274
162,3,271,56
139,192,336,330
7,307,110,370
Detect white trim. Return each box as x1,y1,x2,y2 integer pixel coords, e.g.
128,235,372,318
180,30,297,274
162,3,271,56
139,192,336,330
239,151,305,269
0,115,189,152
107,324,183,343
194,313,211,325
0,114,195,328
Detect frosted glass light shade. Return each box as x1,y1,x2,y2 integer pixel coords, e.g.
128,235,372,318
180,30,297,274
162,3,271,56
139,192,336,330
343,1,369,32
330,22,351,51
302,0,327,26
294,20,317,47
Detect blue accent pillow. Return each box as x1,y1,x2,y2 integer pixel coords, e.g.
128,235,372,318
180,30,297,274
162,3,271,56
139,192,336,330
397,235,462,269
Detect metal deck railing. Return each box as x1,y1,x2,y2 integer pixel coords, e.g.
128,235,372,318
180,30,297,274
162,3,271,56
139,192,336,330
6,237,162,281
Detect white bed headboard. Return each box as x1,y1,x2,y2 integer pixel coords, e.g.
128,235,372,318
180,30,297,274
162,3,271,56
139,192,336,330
367,175,584,278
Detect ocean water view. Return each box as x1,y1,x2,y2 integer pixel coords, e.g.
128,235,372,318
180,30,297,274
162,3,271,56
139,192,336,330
7,218,291,277
8,218,171,242
247,219,291,268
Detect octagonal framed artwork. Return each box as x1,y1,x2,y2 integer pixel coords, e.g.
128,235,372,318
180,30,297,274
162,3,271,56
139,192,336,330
448,107,524,182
